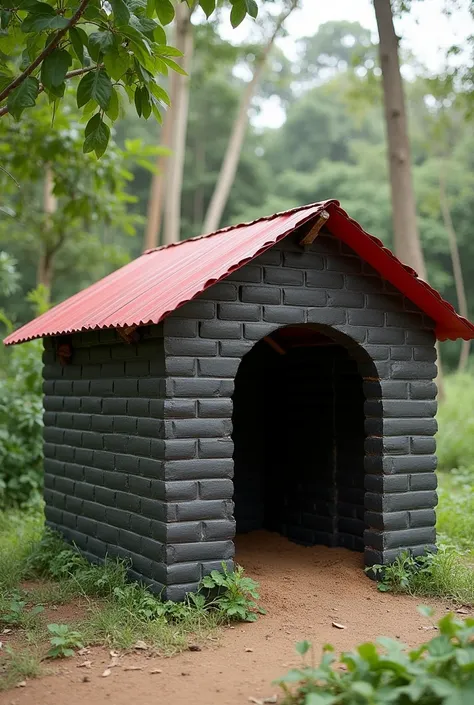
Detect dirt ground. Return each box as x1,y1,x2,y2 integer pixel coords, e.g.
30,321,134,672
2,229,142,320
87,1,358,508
1,531,467,705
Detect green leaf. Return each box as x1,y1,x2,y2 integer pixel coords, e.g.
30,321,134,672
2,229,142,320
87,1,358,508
69,27,85,64
105,87,120,121
230,0,246,27
83,113,110,158
21,5,69,32
104,48,130,81
154,44,182,57
161,56,187,75
351,682,374,698
41,49,71,90
149,81,170,106
110,0,130,25
134,85,142,117
244,0,257,18
418,605,435,618
7,76,39,120
295,640,311,656
154,0,174,24
0,9,11,28
77,69,112,110
88,31,115,61
199,0,215,18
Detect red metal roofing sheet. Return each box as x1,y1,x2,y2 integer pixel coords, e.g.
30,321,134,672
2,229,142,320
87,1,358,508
4,200,474,345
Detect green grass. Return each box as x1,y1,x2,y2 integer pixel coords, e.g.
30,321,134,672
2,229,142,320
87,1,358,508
0,509,262,688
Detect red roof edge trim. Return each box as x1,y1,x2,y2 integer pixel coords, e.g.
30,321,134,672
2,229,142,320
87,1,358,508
329,205,474,342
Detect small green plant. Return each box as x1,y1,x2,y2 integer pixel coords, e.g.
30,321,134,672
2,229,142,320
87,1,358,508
201,562,265,622
46,624,84,659
276,609,474,704
0,645,43,691
0,597,43,626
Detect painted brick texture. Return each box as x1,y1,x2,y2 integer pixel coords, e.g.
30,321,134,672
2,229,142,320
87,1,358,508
43,228,438,601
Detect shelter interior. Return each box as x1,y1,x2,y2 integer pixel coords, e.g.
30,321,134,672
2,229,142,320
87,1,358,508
231,325,367,552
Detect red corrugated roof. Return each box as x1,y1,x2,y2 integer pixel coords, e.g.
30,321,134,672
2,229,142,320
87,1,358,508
4,200,474,345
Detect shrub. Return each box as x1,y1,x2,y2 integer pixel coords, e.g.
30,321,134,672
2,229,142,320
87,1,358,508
276,609,474,704
437,372,474,472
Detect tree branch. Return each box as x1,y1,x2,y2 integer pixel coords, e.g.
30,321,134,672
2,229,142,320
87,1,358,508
0,0,91,105
0,64,102,117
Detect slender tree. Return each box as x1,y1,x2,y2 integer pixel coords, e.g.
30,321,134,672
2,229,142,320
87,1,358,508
37,165,57,300
203,0,299,234
163,2,195,245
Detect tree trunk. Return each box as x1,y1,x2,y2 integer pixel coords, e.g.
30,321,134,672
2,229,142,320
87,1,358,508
163,2,194,245
373,0,426,278
143,92,175,251
37,165,56,300
439,168,470,370
202,0,299,235
374,0,445,398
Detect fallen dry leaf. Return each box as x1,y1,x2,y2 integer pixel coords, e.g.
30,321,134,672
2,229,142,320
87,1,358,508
16,681,26,688
150,669,162,675
245,648,254,652
124,666,143,672
77,661,92,669
188,645,201,652
332,622,346,630
110,650,120,658
456,608,469,615
249,698,263,705
78,648,90,656
101,669,112,678
2,628,12,634
133,640,148,650
263,697,278,704
106,657,119,669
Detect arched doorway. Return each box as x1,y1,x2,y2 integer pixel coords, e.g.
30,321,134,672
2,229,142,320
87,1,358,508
231,324,379,553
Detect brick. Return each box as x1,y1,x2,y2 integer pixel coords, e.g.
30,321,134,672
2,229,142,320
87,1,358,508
283,251,324,269
255,249,281,265
384,418,437,437
226,265,261,283
307,308,346,326
137,418,163,438
165,458,233,480
164,440,197,460
62,397,81,413
326,255,361,273
365,511,409,531
200,321,241,339
390,347,412,361
197,399,232,418
103,470,128,491
166,522,201,543
116,491,141,513
382,400,437,418
95,486,116,507
113,379,138,397
74,482,95,501
263,306,305,324
410,437,436,454
103,434,128,453
139,457,164,478
119,529,142,553
202,520,235,541
410,473,437,491
379,380,409,400
385,527,436,549
130,514,152,536
386,311,423,328
198,479,233,500
264,268,303,286
363,345,389,361
406,329,435,345
93,450,115,471
96,523,119,544
240,286,281,304
328,291,364,308
172,301,215,319
198,439,234,459
56,445,75,462
391,362,437,380
367,328,405,345
365,474,409,492
54,476,75,495
365,436,409,455
141,537,165,561
348,309,384,326
166,481,198,501
165,357,196,376
283,289,326,307
113,416,137,435
73,414,92,431
83,501,107,522
366,294,405,311
218,303,261,321
198,358,240,378
128,476,152,496
106,507,131,529
167,562,201,584
164,319,198,338
90,380,114,396
175,499,231,521
306,270,344,289
171,378,228,398
91,415,114,433
409,508,436,527
409,381,437,400
84,467,104,485
413,346,437,362
167,540,233,564
171,418,232,439
44,427,64,444
219,340,254,357
377,491,437,512
76,515,97,535
165,338,217,357
199,283,237,301
243,323,279,340
164,399,195,419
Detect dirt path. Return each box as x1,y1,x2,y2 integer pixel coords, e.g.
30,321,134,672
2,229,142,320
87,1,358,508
1,531,463,705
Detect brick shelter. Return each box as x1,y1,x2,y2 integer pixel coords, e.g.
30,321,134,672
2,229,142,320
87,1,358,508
5,200,474,600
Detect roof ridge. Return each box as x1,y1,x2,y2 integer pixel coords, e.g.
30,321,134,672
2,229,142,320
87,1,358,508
142,200,338,255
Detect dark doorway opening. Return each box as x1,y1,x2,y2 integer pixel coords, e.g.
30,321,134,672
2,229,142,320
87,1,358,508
231,325,367,552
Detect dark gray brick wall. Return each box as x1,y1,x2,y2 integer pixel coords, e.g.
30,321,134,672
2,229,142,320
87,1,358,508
43,325,168,594
43,227,438,601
